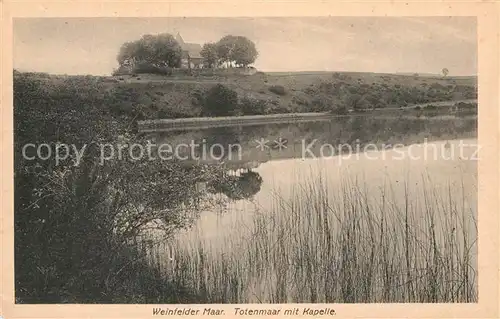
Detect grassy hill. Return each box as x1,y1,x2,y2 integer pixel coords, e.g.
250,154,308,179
14,70,477,122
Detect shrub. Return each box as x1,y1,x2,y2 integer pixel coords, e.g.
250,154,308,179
333,106,348,115
430,83,445,90
311,96,331,112
239,97,267,115
102,78,119,83
132,62,173,76
456,102,477,109
112,65,132,76
202,84,239,116
157,109,183,119
343,93,369,110
268,85,286,96
265,103,291,114
304,87,316,95
13,75,226,305
292,95,310,106
464,91,477,99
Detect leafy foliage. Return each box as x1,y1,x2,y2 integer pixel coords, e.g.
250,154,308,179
117,33,182,72
215,35,258,67
239,96,267,115
200,42,219,68
14,72,221,303
201,84,239,116
268,85,286,96
208,170,263,200
116,33,258,73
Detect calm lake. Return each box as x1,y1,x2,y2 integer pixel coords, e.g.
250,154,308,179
144,114,478,303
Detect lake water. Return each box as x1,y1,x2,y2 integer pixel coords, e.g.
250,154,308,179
145,115,478,302
173,138,477,253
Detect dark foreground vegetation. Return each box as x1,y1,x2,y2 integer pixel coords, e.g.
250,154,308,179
14,72,227,303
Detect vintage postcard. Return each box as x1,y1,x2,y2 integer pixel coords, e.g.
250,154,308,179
1,1,499,318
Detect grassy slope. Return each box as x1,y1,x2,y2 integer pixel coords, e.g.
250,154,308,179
18,70,477,120
111,71,477,117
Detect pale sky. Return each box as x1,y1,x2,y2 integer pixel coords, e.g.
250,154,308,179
13,17,477,76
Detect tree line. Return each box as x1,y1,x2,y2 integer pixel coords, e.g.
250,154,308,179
200,35,258,68
116,33,258,73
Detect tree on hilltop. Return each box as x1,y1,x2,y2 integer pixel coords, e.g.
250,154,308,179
215,35,237,66
117,33,182,70
442,68,449,77
232,36,258,67
215,35,258,67
200,42,219,68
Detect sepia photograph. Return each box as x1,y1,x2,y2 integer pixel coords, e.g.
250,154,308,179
2,2,499,317
12,16,480,304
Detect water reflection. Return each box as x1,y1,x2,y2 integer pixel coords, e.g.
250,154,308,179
197,126,241,159
208,170,263,200
150,115,477,199
143,115,478,303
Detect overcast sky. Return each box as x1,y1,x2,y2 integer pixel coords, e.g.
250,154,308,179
13,17,477,76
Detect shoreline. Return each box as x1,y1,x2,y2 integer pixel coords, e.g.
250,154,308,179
138,108,477,133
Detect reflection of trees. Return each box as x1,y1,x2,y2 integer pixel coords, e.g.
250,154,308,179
237,171,263,198
208,170,263,200
197,127,240,158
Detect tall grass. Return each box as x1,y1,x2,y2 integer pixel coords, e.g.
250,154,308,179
145,173,477,303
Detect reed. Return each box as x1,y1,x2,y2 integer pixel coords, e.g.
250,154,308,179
147,172,477,303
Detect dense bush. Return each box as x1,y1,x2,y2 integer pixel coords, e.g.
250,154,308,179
265,103,293,114
332,106,348,115
112,65,131,76
113,63,174,76
157,108,195,119
268,85,286,96
14,73,221,303
116,33,182,70
239,96,267,115
133,62,173,75
310,95,332,112
456,102,477,109
201,84,239,116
